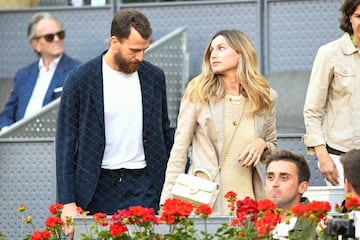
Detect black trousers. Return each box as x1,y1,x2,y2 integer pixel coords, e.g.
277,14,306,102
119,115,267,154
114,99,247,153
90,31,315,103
86,167,158,215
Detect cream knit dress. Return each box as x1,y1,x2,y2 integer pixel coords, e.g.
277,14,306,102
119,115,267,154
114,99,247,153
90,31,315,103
220,94,255,213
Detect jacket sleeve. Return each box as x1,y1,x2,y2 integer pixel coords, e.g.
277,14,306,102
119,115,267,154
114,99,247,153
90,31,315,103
260,88,278,161
159,95,197,205
0,85,17,129
55,69,81,204
302,45,333,154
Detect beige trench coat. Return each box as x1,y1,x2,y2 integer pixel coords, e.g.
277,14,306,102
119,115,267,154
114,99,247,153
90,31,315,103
160,89,277,214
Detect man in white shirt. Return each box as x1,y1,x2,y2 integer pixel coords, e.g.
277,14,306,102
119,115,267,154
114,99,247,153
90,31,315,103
56,9,174,238
0,12,80,130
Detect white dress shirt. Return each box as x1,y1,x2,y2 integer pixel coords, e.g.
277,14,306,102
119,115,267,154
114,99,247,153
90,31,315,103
24,55,61,118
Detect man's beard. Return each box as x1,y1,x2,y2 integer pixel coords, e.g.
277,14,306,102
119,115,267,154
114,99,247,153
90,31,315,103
114,51,140,74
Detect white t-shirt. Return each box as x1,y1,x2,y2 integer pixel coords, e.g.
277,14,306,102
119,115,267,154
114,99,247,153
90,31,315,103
272,217,297,240
349,210,360,238
101,57,146,170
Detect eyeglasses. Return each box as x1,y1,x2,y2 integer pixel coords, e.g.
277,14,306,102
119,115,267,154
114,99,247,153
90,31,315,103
34,30,65,42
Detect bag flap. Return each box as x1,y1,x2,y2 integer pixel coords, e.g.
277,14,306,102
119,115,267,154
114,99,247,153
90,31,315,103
175,173,218,193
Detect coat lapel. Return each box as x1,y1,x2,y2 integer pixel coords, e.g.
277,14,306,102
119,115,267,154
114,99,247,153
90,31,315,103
19,66,39,117
138,63,153,136
89,55,105,131
43,55,67,104
209,97,224,158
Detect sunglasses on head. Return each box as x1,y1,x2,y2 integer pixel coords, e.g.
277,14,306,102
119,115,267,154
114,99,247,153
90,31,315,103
34,30,65,42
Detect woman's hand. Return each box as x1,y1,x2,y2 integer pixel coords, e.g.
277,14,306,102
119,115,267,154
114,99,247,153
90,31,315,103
238,138,267,167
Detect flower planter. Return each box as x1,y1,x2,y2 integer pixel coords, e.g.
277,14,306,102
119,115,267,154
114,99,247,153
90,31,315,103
73,215,230,239
21,190,354,239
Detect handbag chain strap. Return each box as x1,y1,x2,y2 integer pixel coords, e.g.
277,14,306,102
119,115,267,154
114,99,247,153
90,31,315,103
213,98,247,180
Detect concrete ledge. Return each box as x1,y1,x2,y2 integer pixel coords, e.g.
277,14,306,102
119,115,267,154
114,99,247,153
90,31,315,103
73,215,229,239
304,186,345,211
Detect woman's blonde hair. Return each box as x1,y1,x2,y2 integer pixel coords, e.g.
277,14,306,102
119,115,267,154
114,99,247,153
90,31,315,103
185,29,271,114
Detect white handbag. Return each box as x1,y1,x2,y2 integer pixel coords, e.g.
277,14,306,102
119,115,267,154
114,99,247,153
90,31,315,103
171,100,247,208
171,169,219,207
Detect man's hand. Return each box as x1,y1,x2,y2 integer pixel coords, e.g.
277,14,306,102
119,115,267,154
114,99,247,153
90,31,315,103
316,215,333,237
315,145,339,186
61,202,78,238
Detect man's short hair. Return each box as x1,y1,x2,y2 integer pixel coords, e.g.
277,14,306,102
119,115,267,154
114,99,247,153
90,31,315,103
340,149,360,195
111,9,152,41
265,149,311,183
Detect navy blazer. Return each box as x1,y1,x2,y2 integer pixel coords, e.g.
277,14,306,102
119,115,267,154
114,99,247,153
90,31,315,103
56,53,174,209
0,54,81,128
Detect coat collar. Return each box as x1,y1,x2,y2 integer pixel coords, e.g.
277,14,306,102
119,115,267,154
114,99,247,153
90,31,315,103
138,61,154,136
89,52,154,134
342,33,359,55
90,54,105,130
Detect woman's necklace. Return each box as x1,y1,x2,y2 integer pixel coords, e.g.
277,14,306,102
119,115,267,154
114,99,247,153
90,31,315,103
229,97,242,105
225,95,245,126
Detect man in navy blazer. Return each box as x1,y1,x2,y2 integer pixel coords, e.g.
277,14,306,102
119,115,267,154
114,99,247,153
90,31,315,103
56,9,174,237
0,12,80,130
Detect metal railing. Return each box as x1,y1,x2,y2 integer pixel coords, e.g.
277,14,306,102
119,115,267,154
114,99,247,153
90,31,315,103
0,26,188,139
0,27,188,239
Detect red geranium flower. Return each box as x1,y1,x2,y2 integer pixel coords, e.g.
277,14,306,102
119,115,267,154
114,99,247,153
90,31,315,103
76,206,83,215
345,197,360,211
159,198,193,224
45,216,63,228
195,204,212,219
30,230,52,240
257,199,277,212
127,205,159,225
93,212,108,227
254,209,281,236
224,191,238,212
224,191,237,201
235,196,259,225
48,203,63,216
109,222,128,236
291,200,331,225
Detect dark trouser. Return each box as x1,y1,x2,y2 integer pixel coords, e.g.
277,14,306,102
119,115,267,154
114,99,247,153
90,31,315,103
86,167,158,215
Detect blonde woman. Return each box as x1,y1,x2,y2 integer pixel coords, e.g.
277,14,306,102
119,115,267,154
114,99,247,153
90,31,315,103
160,29,277,214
